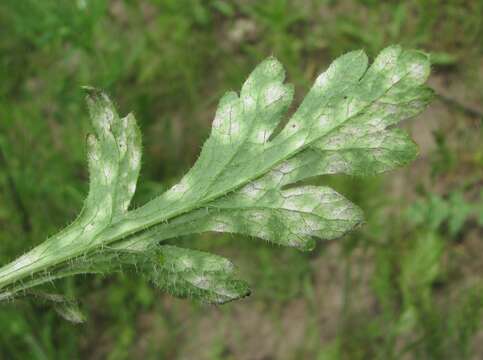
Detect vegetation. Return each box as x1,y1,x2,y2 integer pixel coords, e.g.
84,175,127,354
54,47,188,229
0,46,432,308
0,1,481,359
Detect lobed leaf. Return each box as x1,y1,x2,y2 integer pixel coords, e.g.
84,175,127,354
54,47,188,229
0,46,433,315
10,244,250,305
83,87,142,222
151,246,251,304
117,45,431,252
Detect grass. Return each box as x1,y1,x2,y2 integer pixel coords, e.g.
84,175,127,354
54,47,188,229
0,0,482,359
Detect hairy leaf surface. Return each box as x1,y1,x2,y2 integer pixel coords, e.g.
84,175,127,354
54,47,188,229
0,46,432,312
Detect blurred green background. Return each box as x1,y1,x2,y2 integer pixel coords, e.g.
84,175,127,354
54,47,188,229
0,0,482,359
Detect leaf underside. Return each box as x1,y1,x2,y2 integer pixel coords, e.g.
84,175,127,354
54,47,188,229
0,46,432,317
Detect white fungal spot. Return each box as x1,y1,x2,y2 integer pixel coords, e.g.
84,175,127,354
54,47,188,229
385,104,398,115
283,197,302,211
122,116,130,129
283,197,314,212
325,159,350,174
228,121,241,136
190,275,211,289
294,136,306,148
410,100,424,109
128,182,136,194
243,95,256,112
130,150,141,170
409,63,425,79
99,120,109,133
304,218,322,231
287,237,304,247
373,48,399,71
179,256,193,270
212,222,231,232
315,72,328,87
246,224,270,239
99,109,114,133
118,136,127,156
332,205,357,220
164,179,190,200
240,182,263,199
85,223,96,232
213,101,239,132
391,73,402,83
255,129,269,143
10,253,39,272
264,84,285,105
172,182,188,194
89,149,100,163
267,169,283,185
346,101,359,117
105,108,114,122
251,210,268,222
264,59,282,76
219,259,234,272
214,286,237,299
321,134,346,149
319,114,329,127
317,187,334,197
371,148,386,157
367,117,385,131
283,187,306,197
212,113,224,130
276,160,296,174
242,76,255,92
103,164,115,183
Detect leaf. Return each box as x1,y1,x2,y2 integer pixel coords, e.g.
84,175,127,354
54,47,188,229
150,246,251,304
80,245,251,304
118,186,363,252
9,243,250,305
51,245,250,304
23,291,86,324
82,86,142,222
116,45,432,251
158,46,426,203
0,88,142,289
0,46,433,311
54,301,86,324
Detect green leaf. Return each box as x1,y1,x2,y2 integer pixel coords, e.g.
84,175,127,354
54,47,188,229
119,185,363,252
43,245,250,305
23,291,86,324
0,46,433,314
9,244,251,305
151,246,251,304
117,45,431,251
83,87,142,220
0,88,143,292
54,301,86,324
